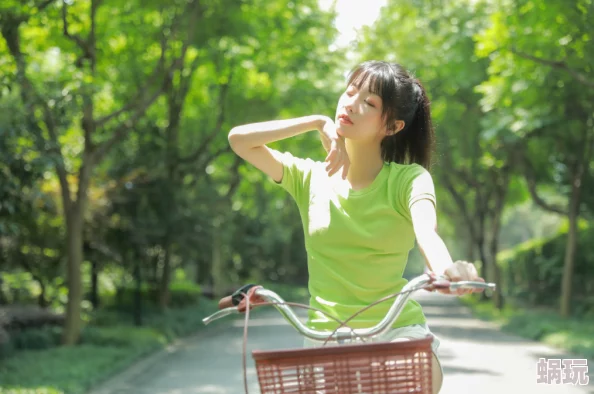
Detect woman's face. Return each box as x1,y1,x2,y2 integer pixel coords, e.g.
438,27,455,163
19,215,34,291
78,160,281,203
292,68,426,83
334,80,387,142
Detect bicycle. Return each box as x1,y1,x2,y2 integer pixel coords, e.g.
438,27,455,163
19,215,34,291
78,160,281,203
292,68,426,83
202,272,496,394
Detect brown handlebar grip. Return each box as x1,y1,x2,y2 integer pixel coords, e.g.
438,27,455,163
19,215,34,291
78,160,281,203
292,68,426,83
218,295,234,310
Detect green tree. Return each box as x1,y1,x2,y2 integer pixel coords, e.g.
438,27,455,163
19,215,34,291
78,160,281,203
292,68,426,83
476,0,594,316
357,0,520,307
0,0,200,344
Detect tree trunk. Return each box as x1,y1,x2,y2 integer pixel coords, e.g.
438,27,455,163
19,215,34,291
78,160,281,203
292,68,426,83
196,252,212,286
0,274,7,305
476,234,491,301
474,205,491,301
560,175,582,317
211,218,225,299
488,169,510,310
466,235,476,267
61,157,92,345
133,255,143,326
282,228,293,270
465,222,478,274
159,239,172,309
37,280,48,308
61,205,85,345
489,238,504,309
90,260,99,309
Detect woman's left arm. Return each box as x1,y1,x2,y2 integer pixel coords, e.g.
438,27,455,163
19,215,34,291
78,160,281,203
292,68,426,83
410,199,483,295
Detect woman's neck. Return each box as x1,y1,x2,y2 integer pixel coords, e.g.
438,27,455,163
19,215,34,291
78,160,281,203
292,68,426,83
344,139,384,190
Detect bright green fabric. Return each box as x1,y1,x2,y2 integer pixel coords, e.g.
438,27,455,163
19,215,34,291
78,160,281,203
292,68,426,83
276,151,436,331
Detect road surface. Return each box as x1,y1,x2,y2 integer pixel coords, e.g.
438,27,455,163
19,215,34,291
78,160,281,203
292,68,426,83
89,292,593,394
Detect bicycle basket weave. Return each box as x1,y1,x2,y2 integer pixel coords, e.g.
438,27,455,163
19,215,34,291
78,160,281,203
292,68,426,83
252,335,433,394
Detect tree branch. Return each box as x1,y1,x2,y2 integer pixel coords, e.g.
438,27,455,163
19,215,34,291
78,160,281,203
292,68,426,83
1,16,72,211
94,29,169,128
178,75,232,165
198,145,232,170
62,2,88,55
511,48,594,89
180,145,233,188
91,1,201,164
521,155,567,215
441,171,476,233
174,54,201,110
91,86,166,164
37,0,56,12
225,155,243,199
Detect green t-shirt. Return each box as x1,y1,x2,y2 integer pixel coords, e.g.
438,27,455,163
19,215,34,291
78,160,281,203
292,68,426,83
275,151,436,331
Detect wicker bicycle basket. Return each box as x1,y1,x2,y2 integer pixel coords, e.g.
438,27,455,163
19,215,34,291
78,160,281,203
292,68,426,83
252,335,433,394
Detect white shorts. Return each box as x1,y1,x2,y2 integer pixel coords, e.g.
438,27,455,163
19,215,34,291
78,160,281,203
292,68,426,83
380,323,441,354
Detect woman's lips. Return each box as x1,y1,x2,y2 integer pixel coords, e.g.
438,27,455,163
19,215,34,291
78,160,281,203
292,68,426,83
338,114,353,125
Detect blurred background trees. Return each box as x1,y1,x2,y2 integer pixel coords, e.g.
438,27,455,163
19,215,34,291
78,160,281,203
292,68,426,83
0,0,592,372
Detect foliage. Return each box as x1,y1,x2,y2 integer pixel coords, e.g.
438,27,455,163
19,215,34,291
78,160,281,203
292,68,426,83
1,0,593,387
0,0,344,344
111,281,202,310
0,298,218,394
0,345,148,394
497,224,594,315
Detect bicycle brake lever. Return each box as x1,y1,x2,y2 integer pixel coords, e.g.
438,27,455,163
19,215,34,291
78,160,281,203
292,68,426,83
202,307,239,325
449,281,496,290
423,272,450,291
424,273,496,292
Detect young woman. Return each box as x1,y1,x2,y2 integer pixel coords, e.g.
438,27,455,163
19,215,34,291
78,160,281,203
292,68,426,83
228,60,484,394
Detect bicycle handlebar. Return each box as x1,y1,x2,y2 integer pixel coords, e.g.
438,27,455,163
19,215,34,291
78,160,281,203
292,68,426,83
219,295,234,309
202,273,496,343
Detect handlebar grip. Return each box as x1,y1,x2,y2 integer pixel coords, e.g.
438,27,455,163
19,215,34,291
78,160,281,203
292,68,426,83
218,295,234,310
217,283,260,310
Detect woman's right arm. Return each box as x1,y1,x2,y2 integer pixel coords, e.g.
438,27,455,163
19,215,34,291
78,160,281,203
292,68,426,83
228,115,348,182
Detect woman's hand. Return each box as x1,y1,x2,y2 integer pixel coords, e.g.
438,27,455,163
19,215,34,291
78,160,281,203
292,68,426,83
318,117,350,179
439,260,485,296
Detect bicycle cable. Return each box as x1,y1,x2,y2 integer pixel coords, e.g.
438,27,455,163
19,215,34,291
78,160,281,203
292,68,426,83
239,283,433,394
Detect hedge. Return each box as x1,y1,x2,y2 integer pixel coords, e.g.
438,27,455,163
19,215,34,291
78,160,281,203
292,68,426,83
496,223,594,316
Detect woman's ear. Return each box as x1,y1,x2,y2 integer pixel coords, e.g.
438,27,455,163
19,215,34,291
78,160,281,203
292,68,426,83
386,120,405,136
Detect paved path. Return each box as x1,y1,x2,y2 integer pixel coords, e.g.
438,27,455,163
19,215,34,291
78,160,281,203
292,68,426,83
89,292,593,394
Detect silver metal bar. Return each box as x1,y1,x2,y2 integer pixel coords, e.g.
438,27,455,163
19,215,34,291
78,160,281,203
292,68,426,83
252,289,349,341
202,307,239,325
254,274,434,342
202,274,496,343
450,281,496,290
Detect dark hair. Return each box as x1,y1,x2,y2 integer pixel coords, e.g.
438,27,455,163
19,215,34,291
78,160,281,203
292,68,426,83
346,60,435,169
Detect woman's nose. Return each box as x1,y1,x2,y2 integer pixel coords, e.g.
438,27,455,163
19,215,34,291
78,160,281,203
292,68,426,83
344,96,356,112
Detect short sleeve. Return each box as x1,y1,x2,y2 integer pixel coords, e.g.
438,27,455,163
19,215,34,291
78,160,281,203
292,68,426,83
400,165,436,220
274,151,316,208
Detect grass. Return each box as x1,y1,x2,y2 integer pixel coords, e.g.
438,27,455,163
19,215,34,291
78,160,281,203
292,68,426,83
461,295,594,360
0,284,310,394
0,345,153,394
0,298,221,394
